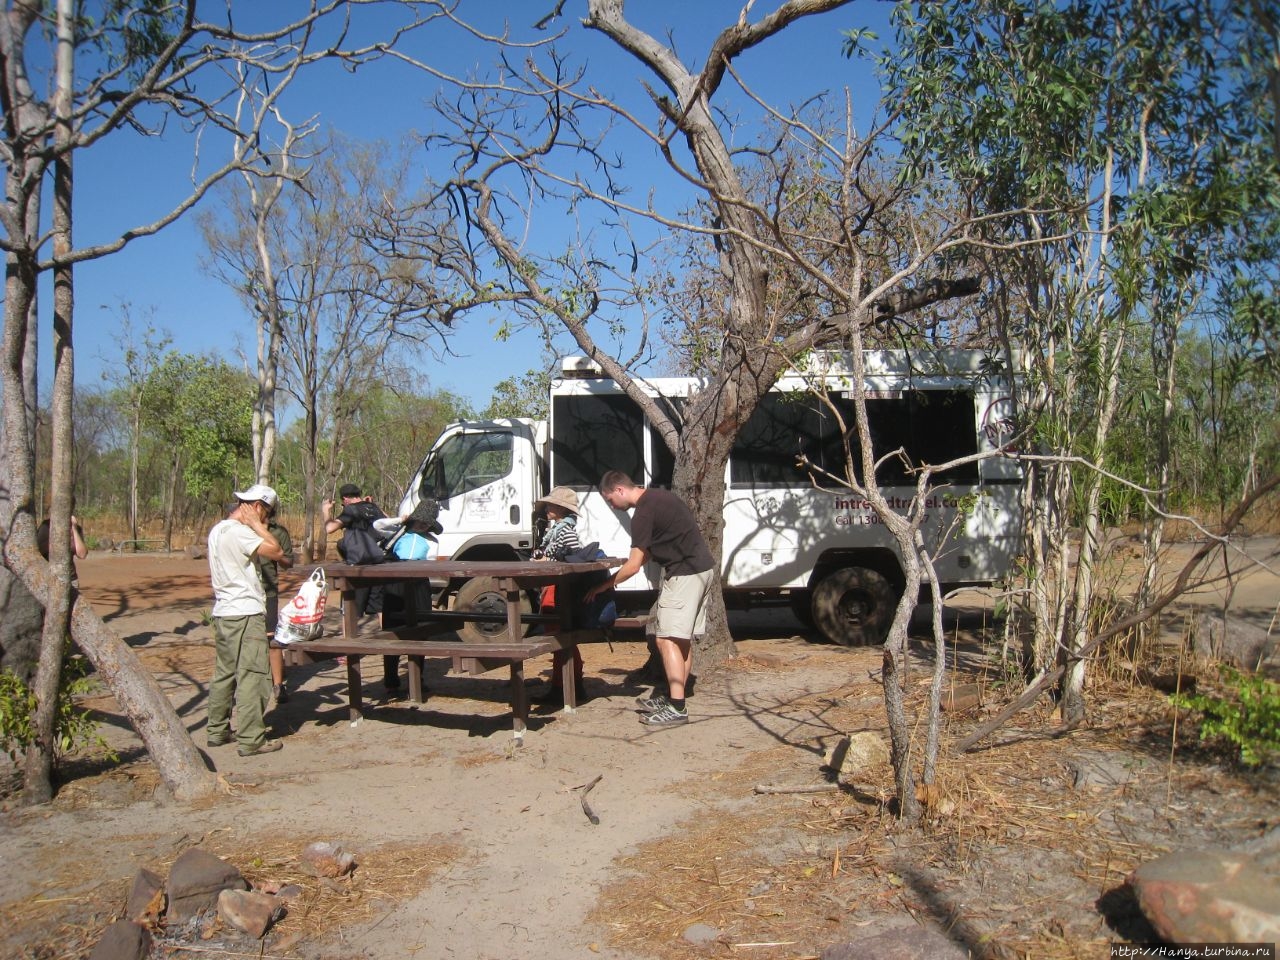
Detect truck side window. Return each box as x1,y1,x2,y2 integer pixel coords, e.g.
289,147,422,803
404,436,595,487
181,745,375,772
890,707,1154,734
730,389,979,488
551,394,645,487
420,430,514,501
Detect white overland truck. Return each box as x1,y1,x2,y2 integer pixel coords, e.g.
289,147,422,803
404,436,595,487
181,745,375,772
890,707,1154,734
397,351,1023,646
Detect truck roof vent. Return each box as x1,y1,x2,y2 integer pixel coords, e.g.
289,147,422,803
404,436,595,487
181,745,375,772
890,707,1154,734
560,355,603,377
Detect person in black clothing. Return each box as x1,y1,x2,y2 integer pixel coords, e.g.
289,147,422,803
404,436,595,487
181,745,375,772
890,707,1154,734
322,483,402,695
585,470,715,728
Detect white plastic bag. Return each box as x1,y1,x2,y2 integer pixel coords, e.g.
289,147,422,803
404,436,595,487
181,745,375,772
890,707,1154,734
276,568,326,643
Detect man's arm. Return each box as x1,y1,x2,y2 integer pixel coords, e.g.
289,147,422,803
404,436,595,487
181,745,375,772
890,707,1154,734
322,498,345,535
237,504,286,562
585,546,648,601
70,516,88,560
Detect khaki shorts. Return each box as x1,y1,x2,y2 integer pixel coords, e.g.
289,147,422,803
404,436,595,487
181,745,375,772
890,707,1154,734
649,568,715,641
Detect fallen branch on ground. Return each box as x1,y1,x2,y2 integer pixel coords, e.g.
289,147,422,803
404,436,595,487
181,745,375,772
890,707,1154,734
575,774,602,825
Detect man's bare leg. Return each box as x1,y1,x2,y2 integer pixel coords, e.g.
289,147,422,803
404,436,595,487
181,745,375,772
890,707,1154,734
656,635,692,700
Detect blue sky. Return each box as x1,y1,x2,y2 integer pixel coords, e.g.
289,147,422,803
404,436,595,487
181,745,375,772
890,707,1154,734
47,2,894,412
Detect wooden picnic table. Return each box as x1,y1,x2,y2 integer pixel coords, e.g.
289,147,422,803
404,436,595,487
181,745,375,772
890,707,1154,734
284,558,621,738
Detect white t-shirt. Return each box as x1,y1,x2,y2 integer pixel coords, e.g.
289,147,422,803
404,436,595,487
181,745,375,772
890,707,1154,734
208,518,266,618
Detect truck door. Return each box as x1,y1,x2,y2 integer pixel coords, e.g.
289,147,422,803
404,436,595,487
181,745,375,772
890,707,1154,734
404,422,538,558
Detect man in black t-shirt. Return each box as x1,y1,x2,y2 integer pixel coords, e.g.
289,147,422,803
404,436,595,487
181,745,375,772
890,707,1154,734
586,470,715,728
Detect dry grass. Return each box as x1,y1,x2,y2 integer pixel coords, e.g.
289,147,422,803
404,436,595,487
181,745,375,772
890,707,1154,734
587,672,1276,960
4,829,464,960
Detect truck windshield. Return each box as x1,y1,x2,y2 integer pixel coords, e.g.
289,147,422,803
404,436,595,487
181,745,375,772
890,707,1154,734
418,430,514,502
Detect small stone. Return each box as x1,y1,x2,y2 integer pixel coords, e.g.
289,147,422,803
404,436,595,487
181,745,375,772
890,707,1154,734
218,888,282,939
681,922,721,945
166,848,247,924
125,867,164,923
300,841,356,878
1128,849,1280,945
822,925,969,960
941,682,982,713
88,919,151,960
823,732,890,784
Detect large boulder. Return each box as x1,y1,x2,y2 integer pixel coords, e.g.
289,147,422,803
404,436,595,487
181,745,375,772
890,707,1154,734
1192,613,1279,677
1128,849,1280,945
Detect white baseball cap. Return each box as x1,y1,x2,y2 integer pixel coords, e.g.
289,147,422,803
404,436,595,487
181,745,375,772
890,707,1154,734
234,484,279,509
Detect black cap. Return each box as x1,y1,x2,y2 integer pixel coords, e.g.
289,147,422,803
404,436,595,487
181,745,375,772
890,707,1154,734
338,483,362,498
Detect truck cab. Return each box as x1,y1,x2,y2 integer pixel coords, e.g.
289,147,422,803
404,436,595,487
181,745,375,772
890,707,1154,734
397,418,545,561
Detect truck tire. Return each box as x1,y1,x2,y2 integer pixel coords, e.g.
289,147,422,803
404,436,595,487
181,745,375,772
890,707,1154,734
811,567,895,646
454,576,532,644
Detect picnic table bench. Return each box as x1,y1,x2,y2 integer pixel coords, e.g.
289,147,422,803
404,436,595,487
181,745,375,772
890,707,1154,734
284,557,621,738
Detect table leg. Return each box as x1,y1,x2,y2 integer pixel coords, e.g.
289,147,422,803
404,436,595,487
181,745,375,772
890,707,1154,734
502,577,521,642
510,660,527,742
561,653,577,714
342,583,358,639
556,591,579,714
346,654,363,722
408,656,424,703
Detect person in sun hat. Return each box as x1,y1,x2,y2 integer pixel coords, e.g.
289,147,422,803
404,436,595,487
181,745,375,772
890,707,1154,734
529,486,587,706
205,484,287,757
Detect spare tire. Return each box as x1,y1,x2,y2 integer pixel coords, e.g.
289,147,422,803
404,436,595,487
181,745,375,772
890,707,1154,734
453,576,532,644
811,567,895,646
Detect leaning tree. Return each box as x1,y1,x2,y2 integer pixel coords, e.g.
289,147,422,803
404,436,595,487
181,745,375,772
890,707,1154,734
1,0,442,803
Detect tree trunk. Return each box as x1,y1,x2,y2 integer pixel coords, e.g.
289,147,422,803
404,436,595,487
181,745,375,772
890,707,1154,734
23,0,76,801
0,0,47,689
129,401,141,546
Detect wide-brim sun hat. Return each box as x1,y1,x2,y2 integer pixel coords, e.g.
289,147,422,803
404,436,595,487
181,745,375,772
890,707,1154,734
534,486,580,516
234,483,278,509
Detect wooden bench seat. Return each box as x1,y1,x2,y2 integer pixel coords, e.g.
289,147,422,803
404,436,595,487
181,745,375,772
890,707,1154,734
282,635,570,736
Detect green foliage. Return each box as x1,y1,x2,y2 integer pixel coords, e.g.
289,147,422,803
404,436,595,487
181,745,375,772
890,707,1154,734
0,657,116,767
281,381,474,509
142,351,254,500
1172,666,1280,768
483,367,551,421
0,671,36,764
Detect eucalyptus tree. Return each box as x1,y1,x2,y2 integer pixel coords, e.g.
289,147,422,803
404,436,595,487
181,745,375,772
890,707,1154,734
882,0,1279,728
201,133,456,561
0,0,442,803
379,0,986,672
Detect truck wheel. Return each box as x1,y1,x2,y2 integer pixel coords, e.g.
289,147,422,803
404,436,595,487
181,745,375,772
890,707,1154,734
811,567,895,646
454,576,532,644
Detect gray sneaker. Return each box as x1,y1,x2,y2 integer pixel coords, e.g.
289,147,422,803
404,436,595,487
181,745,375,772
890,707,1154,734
634,693,670,712
639,702,688,727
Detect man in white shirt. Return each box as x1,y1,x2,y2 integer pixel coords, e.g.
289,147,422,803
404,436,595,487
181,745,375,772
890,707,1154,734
205,484,286,757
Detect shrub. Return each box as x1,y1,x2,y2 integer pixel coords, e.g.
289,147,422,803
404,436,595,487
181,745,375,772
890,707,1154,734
0,655,115,766
1171,665,1280,767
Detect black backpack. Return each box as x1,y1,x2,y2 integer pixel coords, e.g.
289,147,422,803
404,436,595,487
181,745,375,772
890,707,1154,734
337,501,393,564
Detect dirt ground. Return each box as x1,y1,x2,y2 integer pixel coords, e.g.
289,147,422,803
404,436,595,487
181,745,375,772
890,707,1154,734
1,540,1277,960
